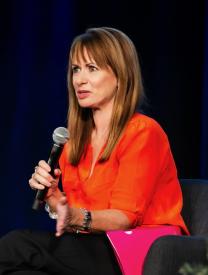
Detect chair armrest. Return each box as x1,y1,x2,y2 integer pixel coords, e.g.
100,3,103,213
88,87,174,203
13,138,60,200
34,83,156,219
107,225,181,275
143,235,208,275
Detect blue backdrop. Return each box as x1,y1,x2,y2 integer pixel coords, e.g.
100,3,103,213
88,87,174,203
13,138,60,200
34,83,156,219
0,0,74,234
0,0,207,236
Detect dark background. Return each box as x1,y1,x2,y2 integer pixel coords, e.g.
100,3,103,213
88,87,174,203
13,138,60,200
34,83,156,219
0,0,207,235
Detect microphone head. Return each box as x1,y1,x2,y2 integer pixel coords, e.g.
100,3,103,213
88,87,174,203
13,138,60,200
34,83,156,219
52,127,69,145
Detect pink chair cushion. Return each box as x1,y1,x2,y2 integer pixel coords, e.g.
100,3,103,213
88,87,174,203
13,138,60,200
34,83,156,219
107,225,182,275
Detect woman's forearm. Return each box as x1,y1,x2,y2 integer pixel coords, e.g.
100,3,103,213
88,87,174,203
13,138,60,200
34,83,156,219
91,209,132,231
55,197,133,235
71,208,132,232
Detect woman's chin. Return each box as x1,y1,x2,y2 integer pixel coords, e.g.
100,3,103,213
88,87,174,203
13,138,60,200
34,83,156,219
78,101,95,108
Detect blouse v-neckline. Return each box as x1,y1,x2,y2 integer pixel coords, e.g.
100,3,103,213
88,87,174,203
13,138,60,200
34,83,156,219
78,143,106,182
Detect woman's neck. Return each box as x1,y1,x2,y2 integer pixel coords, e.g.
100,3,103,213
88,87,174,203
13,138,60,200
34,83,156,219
92,107,112,137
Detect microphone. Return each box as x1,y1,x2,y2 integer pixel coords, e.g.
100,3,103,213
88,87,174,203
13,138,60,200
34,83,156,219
32,127,69,211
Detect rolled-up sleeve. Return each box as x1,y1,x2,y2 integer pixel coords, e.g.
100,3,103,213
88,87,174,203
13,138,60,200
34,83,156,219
109,120,170,227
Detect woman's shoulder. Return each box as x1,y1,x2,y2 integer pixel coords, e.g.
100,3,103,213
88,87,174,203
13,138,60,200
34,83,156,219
116,112,170,150
115,112,171,158
127,112,167,136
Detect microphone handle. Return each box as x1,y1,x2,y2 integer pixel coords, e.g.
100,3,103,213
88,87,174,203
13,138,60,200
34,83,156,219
32,143,63,211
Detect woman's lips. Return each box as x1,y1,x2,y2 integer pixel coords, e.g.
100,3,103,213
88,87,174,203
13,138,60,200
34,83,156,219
77,90,91,99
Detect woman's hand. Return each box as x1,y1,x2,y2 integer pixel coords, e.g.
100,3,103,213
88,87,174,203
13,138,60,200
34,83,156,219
55,196,84,237
55,196,74,236
29,160,61,199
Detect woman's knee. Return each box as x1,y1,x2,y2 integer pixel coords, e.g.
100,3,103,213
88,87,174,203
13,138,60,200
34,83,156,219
1,229,21,244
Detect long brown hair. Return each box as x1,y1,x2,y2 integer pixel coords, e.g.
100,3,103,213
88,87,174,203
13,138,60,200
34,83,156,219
67,27,144,165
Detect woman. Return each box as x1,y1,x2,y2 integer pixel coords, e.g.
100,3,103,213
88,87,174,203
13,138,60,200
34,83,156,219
0,27,188,275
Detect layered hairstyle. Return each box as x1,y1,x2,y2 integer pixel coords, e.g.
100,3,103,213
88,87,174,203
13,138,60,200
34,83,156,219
67,27,144,165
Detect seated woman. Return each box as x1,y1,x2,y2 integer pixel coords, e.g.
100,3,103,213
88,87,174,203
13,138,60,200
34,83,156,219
0,27,189,275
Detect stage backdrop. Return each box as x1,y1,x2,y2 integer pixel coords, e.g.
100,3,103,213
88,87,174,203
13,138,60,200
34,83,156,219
0,0,207,236
0,0,74,235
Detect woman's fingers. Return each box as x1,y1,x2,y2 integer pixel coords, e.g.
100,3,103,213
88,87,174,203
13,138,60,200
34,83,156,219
38,160,51,172
29,177,45,190
29,160,61,191
35,165,53,182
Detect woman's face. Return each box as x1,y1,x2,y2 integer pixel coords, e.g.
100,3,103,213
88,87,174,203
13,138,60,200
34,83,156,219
71,49,118,110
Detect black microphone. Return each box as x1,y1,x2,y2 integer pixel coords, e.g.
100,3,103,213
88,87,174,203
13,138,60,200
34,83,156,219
32,127,69,211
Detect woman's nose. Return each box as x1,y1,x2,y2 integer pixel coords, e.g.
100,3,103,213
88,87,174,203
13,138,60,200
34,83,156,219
75,71,88,86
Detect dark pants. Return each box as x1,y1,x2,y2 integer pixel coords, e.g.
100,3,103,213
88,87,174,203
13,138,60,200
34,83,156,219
0,230,122,275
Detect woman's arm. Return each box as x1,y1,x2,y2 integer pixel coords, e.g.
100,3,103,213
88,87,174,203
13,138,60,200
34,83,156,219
29,160,131,233
55,196,131,236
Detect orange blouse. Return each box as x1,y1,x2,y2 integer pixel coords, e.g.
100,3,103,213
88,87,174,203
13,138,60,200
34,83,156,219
59,113,189,234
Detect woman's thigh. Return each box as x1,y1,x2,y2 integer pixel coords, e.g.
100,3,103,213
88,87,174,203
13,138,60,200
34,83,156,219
0,230,62,275
0,229,121,275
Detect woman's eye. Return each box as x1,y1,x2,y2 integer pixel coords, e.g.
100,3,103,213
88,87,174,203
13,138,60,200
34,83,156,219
88,65,97,72
72,66,80,73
